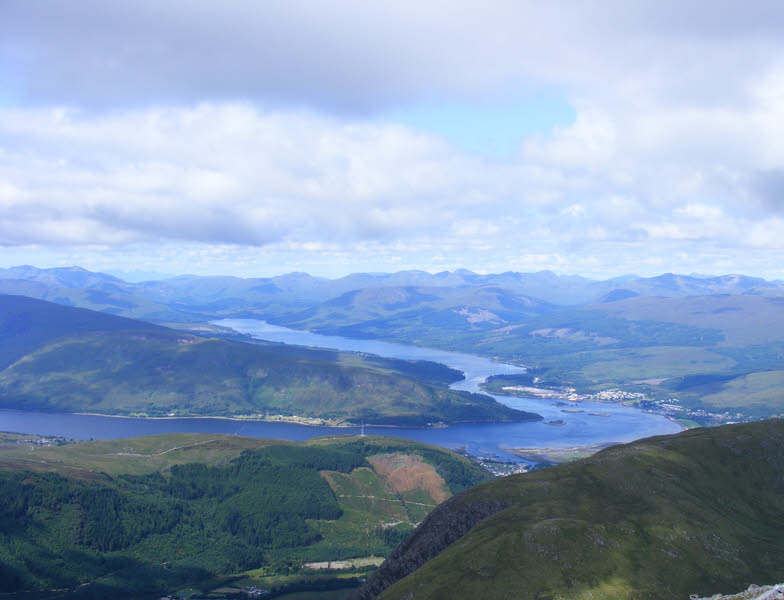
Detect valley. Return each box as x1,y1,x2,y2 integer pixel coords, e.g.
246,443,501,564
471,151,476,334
4,266,784,426
3,266,784,599
5,7,782,599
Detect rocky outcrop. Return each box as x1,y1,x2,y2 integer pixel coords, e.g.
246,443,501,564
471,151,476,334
692,583,784,600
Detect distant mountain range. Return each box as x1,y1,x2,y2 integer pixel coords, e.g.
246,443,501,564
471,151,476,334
1,266,782,325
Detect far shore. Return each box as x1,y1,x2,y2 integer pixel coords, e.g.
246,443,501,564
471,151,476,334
1,409,539,430
73,411,356,427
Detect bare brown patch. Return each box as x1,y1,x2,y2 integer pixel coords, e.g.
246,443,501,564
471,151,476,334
320,470,347,491
367,453,450,504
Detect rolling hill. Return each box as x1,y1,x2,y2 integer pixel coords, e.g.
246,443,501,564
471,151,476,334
0,433,491,599
273,285,556,343
0,295,537,426
351,419,784,600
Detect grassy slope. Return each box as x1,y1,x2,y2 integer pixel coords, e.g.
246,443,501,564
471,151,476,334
276,286,552,335
597,295,784,346
354,419,784,600
12,271,784,419
0,434,490,599
0,432,289,477
11,284,784,420
584,297,784,416
0,295,536,425
0,294,168,370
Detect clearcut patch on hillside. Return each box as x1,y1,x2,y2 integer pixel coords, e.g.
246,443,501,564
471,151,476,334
367,452,450,504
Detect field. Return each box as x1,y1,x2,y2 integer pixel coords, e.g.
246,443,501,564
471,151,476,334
692,370,784,416
575,346,736,383
0,432,289,476
597,295,784,346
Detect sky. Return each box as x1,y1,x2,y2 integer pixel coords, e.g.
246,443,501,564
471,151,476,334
2,1,784,280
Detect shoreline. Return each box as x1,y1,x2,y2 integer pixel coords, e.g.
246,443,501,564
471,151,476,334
484,385,689,432
0,408,541,431
507,442,619,464
73,411,354,427
213,318,531,371
216,320,685,433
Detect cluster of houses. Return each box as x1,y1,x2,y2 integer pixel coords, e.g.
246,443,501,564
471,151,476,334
474,458,530,477
638,397,745,424
159,585,269,600
13,436,64,447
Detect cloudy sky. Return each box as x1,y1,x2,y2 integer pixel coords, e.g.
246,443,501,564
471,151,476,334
2,1,784,280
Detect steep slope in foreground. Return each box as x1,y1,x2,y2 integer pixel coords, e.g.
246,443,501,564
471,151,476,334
0,434,490,598
352,420,784,600
0,295,536,425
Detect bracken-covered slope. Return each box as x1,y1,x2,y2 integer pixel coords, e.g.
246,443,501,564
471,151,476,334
351,419,784,600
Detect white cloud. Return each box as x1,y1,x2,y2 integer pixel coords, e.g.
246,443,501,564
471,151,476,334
523,105,617,168
4,2,784,277
675,204,724,220
3,95,784,277
0,104,505,247
4,1,784,113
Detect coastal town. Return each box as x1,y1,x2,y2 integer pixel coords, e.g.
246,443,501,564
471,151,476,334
497,383,747,427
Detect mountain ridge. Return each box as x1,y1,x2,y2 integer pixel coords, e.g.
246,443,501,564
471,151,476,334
3,266,783,325
351,419,784,600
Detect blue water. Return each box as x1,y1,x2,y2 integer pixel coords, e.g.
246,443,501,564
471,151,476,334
0,319,682,462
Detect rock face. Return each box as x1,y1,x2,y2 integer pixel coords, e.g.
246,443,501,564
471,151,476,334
347,496,510,600
692,583,784,600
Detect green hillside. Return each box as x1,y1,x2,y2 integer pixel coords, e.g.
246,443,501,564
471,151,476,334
353,419,784,600
0,433,490,599
0,295,537,426
0,294,168,370
278,292,784,423
275,285,554,339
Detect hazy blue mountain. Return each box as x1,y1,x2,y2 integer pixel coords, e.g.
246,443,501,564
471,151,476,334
599,288,641,303
274,285,556,336
0,265,127,288
3,266,784,327
623,273,777,298
0,266,198,322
